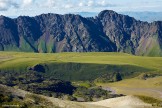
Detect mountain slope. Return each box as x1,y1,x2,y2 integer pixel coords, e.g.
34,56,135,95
98,10,162,56
0,10,162,56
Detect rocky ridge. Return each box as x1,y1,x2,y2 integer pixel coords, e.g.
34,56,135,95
0,10,162,56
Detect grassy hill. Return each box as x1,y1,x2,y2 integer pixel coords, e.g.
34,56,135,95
0,51,162,81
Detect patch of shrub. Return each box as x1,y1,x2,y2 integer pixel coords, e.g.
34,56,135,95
73,86,123,102
94,72,122,83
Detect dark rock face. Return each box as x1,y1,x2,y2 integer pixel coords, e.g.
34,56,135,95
0,16,19,50
98,10,162,56
0,10,162,56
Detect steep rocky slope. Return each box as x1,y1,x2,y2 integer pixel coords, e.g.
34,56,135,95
0,10,162,56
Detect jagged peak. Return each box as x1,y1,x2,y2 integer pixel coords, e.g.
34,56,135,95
0,15,11,20
0,15,13,24
98,10,118,18
0,15,5,18
17,16,33,20
37,13,62,17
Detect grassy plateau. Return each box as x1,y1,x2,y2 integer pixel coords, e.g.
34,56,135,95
1,51,162,70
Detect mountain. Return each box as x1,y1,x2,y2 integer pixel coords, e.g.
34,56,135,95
0,10,162,56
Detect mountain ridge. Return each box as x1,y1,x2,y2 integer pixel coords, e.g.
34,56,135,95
0,10,162,56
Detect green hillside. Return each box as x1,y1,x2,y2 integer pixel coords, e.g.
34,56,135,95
0,51,162,81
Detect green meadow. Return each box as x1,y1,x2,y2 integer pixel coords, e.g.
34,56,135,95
0,51,162,81
1,51,162,70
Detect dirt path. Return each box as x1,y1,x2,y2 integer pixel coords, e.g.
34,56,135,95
146,89,162,98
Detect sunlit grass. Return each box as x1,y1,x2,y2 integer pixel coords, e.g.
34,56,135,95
97,76,162,100
1,51,162,71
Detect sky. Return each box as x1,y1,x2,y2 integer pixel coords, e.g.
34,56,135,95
0,0,162,17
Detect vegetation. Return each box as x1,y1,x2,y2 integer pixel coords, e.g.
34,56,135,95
73,86,123,102
0,87,59,108
0,94,27,108
0,71,76,98
0,70,123,102
136,95,162,107
25,94,55,108
0,52,162,87
72,81,96,88
137,73,161,80
41,63,148,81
114,72,122,81
0,85,26,108
95,72,123,83
0,51,156,81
